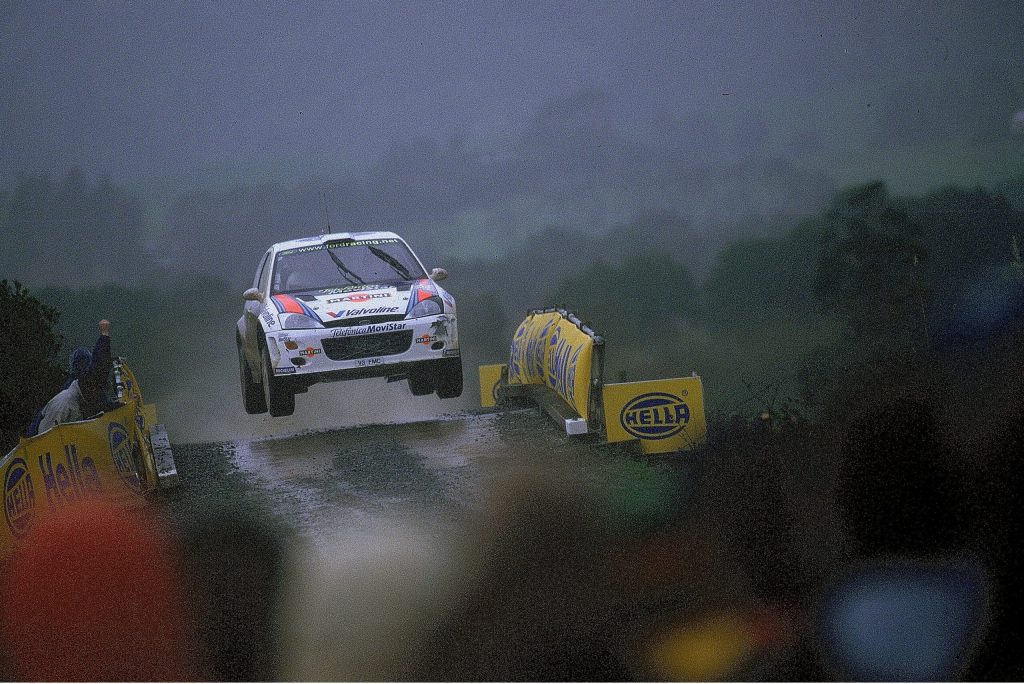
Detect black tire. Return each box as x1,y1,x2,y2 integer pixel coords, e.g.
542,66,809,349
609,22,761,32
435,357,464,399
408,365,435,396
261,344,295,417
239,343,267,414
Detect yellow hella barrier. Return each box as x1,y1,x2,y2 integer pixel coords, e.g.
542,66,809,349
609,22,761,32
602,377,708,454
507,309,600,423
508,311,561,386
478,364,507,408
543,315,594,421
482,307,707,454
1,360,176,559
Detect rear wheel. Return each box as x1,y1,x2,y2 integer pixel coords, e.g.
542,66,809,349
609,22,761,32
435,357,464,399
239,342,267,414
261,344,295,417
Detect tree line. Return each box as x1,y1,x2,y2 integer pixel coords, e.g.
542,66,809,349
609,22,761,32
2,171,1023,450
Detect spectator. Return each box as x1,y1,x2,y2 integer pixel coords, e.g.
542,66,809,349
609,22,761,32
279,464,630,681
819,397,990,680
33,319,114,434
0,500,200,680
23,347,93,437
177,507,289,681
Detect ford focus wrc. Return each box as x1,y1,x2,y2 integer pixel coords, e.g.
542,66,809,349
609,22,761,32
237,231,462,416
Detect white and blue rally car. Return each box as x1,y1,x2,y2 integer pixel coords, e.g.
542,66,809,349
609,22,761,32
236,231,462,416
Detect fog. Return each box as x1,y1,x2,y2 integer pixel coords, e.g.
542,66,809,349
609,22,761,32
2,1,1023,440
3,2,1022,284
161,372,475,445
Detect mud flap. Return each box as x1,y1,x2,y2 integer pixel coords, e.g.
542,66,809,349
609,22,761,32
149,423,179,488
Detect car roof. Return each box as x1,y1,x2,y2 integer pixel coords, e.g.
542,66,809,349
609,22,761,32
270,230,405,254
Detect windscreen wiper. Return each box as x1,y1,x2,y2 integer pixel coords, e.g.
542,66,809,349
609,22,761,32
326,248,365,285
368,245,415,281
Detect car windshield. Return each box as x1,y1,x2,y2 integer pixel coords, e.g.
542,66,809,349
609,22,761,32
270,237,427,294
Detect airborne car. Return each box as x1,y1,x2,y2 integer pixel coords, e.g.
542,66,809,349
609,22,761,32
237,231,462,416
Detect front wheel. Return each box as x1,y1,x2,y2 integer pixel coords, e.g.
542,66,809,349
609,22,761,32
408,365,435,396
239,343,267,414
435,357,463,399
261,345,295,417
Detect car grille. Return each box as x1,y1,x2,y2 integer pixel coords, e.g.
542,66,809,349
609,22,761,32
321,330,414,361
323,314,408,328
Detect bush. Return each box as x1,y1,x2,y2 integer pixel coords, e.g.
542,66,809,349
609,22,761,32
0,280,66,452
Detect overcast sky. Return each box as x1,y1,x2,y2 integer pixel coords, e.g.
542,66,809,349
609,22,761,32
3,1,1021,191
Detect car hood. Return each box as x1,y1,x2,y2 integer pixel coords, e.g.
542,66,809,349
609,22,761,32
269,280,440,323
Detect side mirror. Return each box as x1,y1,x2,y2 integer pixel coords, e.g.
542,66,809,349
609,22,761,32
242,287,264,302
429,267,448,282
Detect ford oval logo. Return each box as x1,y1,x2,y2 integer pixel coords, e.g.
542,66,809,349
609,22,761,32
619,392,690,439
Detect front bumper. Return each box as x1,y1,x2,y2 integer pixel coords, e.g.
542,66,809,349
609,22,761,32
265,313,459,385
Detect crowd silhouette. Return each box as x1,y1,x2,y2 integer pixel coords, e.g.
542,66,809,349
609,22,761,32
2,384,1021,682
2,300,1023,681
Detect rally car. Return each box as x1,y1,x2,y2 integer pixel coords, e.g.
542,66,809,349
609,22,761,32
236,231,462,416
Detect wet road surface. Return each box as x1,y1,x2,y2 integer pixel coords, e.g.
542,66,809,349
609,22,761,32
159,407,621,550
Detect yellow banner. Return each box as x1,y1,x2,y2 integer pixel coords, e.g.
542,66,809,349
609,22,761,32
507,311,595,420
543,317,594,421
478,364,507,408
603,377,707,453
507,311,560,386
1,401,154,558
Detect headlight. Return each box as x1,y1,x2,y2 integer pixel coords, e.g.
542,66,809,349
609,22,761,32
282,313,323,329
408,299,442,318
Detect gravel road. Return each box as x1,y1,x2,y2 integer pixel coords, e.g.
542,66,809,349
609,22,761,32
163,407,696,568
158,407,632,544
150,406,705,679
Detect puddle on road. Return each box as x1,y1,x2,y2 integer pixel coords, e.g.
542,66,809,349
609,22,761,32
228,412,511,546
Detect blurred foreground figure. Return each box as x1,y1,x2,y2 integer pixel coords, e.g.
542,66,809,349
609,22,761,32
821,397,990,680
962,326,1024,680
280,517,454,680
407,467,627,681
281,464,630,681
0,500,198,681
614,439,819,682
178,507,288,681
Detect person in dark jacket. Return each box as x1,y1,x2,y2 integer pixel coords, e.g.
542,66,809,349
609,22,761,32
28,320,114,435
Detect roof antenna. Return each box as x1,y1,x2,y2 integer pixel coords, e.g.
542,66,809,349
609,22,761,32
319,190,332,235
